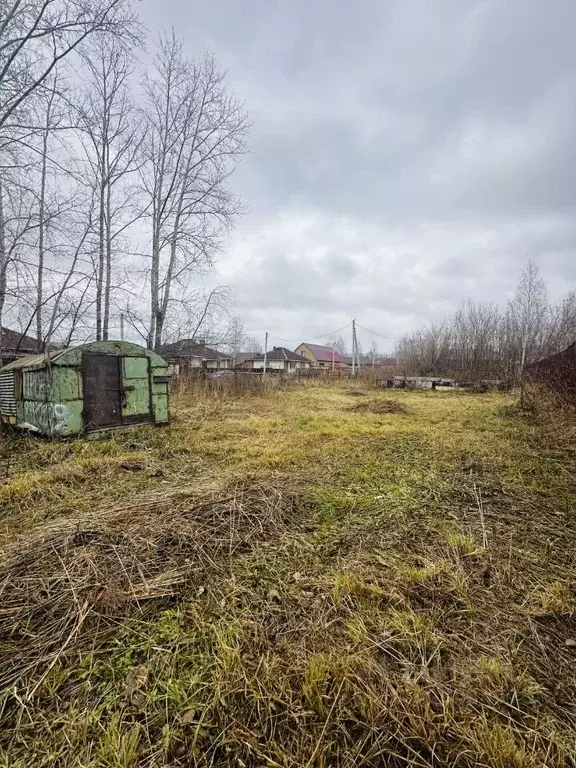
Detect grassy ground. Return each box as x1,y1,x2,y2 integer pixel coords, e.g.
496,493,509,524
0,382,575,767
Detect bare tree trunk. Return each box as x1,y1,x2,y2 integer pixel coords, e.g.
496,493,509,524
36,131,47,344
142,36,248,352
103,173,112,339
149,227,160,348
35,80,58,345
45,212,93,345
96,178,105,340
155,206,182,350
77,34,142,343
0,179,6,364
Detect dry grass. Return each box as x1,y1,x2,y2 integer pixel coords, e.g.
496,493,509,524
0,382,575,767
0,484,297,698
347,397,409,414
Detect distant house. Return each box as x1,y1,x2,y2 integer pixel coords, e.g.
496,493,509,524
295,343,347,370
250,347,311,373
159,338,233,374
234,352,257,368
0,327,43,364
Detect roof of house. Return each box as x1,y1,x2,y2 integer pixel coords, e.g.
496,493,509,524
298,343,345,363
527,341,576,367
159,339,231,360
253,346,309,362
235,352,257,365
1,326,42,353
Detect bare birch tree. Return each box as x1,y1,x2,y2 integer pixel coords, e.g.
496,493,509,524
32,71,66,342
0,8,247,352
76,33,142,340
0,179,7,360
222,315,245,358
395,262,575,380
0,0,138,351
0,0,136,133
0,165,39,361
141,32,248,351
507,260,548,372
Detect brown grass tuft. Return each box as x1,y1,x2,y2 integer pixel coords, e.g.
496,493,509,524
348,398,409,414
0,483,298,701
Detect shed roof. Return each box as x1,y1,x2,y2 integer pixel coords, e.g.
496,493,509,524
0,349,66,370
299,343,345,363
0,340,166,372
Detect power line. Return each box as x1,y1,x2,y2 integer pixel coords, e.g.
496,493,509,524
243,321,396,347
245,322,352,345
309,321,352,340
355,323,398,341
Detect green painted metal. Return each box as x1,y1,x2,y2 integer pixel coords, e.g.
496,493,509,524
121,356,151,419
122,356,148,379
0,340,169,437
152,392,169,423
151,363,169,424
17,398,83,437
23,367,81,402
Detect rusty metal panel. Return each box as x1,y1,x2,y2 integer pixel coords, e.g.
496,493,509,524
82,354,122,429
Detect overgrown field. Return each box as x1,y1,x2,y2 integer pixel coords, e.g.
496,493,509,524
1,383,575,767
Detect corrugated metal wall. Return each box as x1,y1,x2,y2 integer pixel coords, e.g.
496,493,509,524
0,372,16,416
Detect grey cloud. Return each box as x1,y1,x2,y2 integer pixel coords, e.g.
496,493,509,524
140,0,576,343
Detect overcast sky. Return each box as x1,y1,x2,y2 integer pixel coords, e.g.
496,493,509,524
141,0,576,352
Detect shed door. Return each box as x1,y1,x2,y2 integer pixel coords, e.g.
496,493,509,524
121,356,152,424
82,354,122,428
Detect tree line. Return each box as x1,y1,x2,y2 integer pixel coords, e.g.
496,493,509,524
395,262,576,380
0,0,249,362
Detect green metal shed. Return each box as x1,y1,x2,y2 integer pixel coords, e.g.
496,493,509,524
0,341,170,438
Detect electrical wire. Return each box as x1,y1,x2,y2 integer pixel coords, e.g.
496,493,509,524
355,323,398,341
244,322,352,345
272,322,352,344
243,321,397,347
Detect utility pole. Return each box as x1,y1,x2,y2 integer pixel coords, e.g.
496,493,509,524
263,331,268,377
120,312,125,342
351,319,356,376
332,340,335,372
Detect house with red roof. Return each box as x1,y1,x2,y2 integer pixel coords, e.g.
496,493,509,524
294,343,349,370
